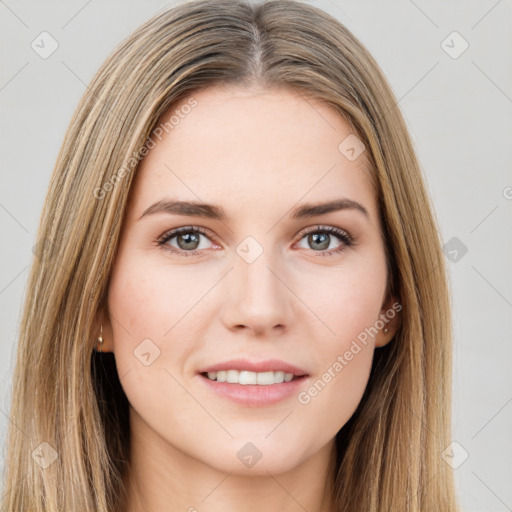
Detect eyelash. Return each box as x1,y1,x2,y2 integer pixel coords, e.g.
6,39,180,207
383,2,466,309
155,224,354,258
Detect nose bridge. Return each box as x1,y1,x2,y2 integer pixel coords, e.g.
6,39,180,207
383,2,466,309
223,237,292,332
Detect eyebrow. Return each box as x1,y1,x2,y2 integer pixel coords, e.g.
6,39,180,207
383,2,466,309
138,198,369,221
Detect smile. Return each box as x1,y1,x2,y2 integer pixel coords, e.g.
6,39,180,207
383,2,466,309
199,372,309,407
203,370,297,385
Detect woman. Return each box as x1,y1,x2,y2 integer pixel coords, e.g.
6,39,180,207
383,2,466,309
1,0,458,510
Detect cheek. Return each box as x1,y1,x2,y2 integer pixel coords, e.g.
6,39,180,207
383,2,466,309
108,251,207,340
293,252,387,422
295,288,379,435
298,247,387,344
106,250,222,402
106,254,193,393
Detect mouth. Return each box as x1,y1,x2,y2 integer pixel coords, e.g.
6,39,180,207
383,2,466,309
198,370,309,407
200,370,307,385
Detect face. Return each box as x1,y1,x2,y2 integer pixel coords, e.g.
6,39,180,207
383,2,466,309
102,84,399,476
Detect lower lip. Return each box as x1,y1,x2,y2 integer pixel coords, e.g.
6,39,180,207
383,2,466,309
199,373,309,407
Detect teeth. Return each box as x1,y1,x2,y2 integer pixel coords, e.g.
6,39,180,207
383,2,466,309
206,370,296,385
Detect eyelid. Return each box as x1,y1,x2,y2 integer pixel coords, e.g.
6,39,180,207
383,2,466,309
297,224,353,243
156,225,215,245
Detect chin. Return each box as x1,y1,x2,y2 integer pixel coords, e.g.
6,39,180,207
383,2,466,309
196,437,308,476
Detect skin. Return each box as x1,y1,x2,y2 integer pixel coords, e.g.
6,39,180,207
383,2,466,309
97,84,399,512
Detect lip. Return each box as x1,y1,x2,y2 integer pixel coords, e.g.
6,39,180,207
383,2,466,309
199,373,309,407
197,358,309,376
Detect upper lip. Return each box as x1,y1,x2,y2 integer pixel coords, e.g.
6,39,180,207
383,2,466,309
198,358,309,376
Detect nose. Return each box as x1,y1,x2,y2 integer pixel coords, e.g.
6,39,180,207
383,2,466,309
221,248,293,336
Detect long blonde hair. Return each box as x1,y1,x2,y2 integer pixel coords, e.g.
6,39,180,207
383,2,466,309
1,1,458,510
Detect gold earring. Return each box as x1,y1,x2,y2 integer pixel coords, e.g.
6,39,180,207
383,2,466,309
97,324,104,352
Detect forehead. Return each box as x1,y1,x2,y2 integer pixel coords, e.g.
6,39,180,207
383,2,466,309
128,85,377,223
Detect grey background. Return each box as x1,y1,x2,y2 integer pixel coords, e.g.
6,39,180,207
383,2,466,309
1,1,511,510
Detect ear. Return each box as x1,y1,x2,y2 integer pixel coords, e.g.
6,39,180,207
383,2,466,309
92,306,115,353
374,292,402,348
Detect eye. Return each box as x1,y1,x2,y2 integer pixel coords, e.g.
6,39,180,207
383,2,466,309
156,226,218,256
295,225,353,256
156,224,354,258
